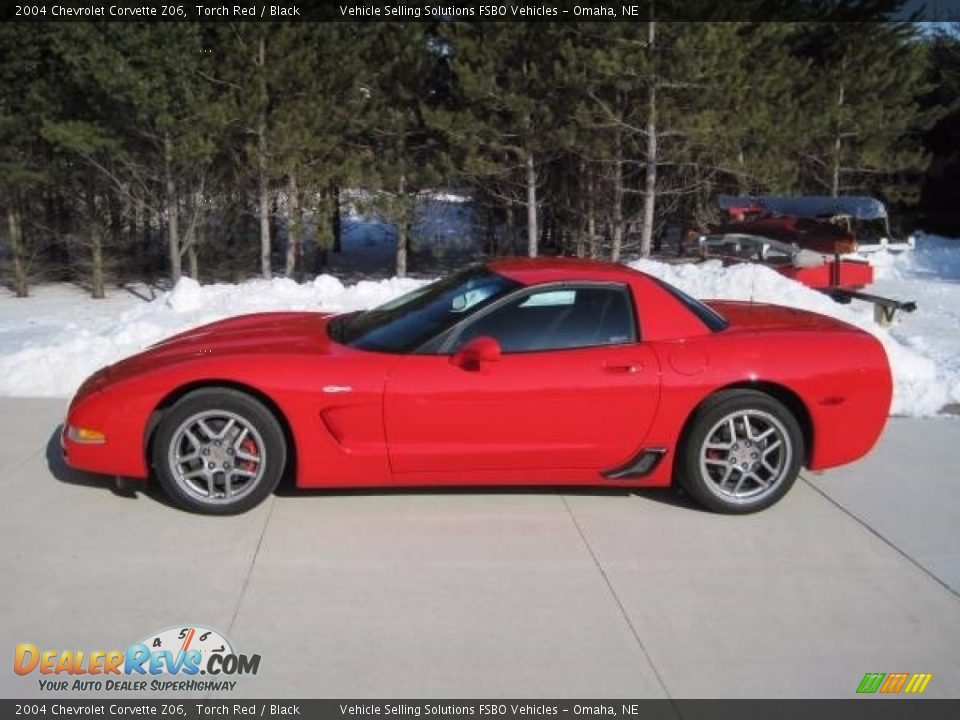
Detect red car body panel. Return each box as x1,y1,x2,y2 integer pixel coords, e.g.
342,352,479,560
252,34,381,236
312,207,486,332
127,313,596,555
385,342,661,477
62,260,892,491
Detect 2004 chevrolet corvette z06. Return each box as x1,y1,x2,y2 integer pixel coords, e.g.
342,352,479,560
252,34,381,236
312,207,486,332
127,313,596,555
62,258,892,515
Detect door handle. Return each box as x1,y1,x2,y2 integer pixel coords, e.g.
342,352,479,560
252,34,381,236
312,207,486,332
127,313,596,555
602,362,643,374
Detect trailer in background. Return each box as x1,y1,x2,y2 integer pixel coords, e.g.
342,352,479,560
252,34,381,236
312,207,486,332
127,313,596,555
715,195,915,255
696,228,916,327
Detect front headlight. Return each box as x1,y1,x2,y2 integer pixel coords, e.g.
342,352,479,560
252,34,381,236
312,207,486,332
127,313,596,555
66,426,107,444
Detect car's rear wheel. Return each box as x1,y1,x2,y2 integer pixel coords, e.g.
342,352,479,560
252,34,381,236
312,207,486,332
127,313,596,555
679,390,803,514
152,388,286,515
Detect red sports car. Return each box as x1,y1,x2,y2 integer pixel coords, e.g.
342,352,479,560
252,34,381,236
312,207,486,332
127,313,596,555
62,258,892,515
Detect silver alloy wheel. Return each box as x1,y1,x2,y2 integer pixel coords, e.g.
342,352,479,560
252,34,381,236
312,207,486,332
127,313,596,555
698,409,792,504
167,410,267,505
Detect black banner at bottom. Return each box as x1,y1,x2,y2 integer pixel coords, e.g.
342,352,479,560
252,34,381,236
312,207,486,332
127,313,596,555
3,700,959,720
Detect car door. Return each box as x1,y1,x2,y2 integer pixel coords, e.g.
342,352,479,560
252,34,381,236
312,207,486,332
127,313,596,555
383,283,661,480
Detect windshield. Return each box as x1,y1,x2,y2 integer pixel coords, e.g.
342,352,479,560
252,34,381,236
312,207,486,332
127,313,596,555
328,266,521,352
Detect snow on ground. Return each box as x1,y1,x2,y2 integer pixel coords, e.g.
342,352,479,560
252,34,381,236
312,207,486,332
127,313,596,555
0,233,957,417
0,275,425,402
867,234,960,412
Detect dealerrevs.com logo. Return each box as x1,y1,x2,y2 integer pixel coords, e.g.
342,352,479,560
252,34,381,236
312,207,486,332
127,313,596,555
13,625,260,692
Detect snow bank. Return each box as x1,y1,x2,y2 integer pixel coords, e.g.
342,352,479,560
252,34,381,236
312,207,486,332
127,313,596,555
0,275,426,401
873,232,960,282
0,242,957,416
858,234,960,413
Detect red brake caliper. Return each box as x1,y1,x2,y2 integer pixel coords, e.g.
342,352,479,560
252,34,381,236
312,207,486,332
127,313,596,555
239,438,259,472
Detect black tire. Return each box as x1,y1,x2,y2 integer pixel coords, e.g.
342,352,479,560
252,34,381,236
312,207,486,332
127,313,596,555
151,388,287,515
678,389,804,514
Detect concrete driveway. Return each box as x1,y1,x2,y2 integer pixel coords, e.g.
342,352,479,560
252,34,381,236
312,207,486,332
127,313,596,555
1,398,958,699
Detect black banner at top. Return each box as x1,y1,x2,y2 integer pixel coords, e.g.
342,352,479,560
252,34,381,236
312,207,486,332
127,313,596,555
4,0,960,23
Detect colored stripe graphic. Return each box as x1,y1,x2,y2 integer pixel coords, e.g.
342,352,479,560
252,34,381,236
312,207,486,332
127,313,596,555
879,673,909,693
857,673,886,694
856,672,932,694
904,673,933,694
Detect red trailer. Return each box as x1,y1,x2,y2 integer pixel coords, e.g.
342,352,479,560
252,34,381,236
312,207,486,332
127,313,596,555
695,232,913,325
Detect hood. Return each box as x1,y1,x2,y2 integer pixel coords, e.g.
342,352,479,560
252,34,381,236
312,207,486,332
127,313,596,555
108,312,335,379
69,312,339,406
148,312,333,354
706,301,861,334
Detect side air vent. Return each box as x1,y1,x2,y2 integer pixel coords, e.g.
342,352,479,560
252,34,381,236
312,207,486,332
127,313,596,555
601,448,667,480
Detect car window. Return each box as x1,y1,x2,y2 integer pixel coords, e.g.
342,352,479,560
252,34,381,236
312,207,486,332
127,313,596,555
648,277,729,332
518,290,576,307
329,266,520,353
450,285,636,353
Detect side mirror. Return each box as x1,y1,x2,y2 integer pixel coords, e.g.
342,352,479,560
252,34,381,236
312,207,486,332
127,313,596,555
451,335,501,370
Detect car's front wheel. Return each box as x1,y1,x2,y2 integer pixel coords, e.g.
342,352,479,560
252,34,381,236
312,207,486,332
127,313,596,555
679,390,804,514
152,388,287,514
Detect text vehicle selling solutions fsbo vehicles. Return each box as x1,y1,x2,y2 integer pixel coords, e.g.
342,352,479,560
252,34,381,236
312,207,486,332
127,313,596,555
62,259,892,515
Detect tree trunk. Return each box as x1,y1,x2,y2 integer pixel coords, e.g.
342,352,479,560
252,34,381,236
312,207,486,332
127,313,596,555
106,191,123,281
86,190,105,299
587,171,598,259
127,193,140,273
330,183,342,254
831,75,845,198
187,238,199,281
164,134,181,282
285,172,300,278
6,205,28,297
639,20,658,258
484,207,496,256
526,151,538,258
90,225,105,299
133,197,150,276
257,34,271,279
396,174,408,278
179,184,203,281
611,126,625,262
258,154,270,279
575,160,586,258
185,198,199,281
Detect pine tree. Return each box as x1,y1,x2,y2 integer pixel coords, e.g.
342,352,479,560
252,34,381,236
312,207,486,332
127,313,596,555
46,23,222,285
0,24,60,296
794,21,934,201
352,22,448,277
429,22,565,258
555,21,805,257
268,24,370,278
918,24,960,234
657,22,808,228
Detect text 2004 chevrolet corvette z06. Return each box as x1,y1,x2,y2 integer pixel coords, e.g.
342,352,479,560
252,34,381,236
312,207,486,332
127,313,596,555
63,258,891,515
